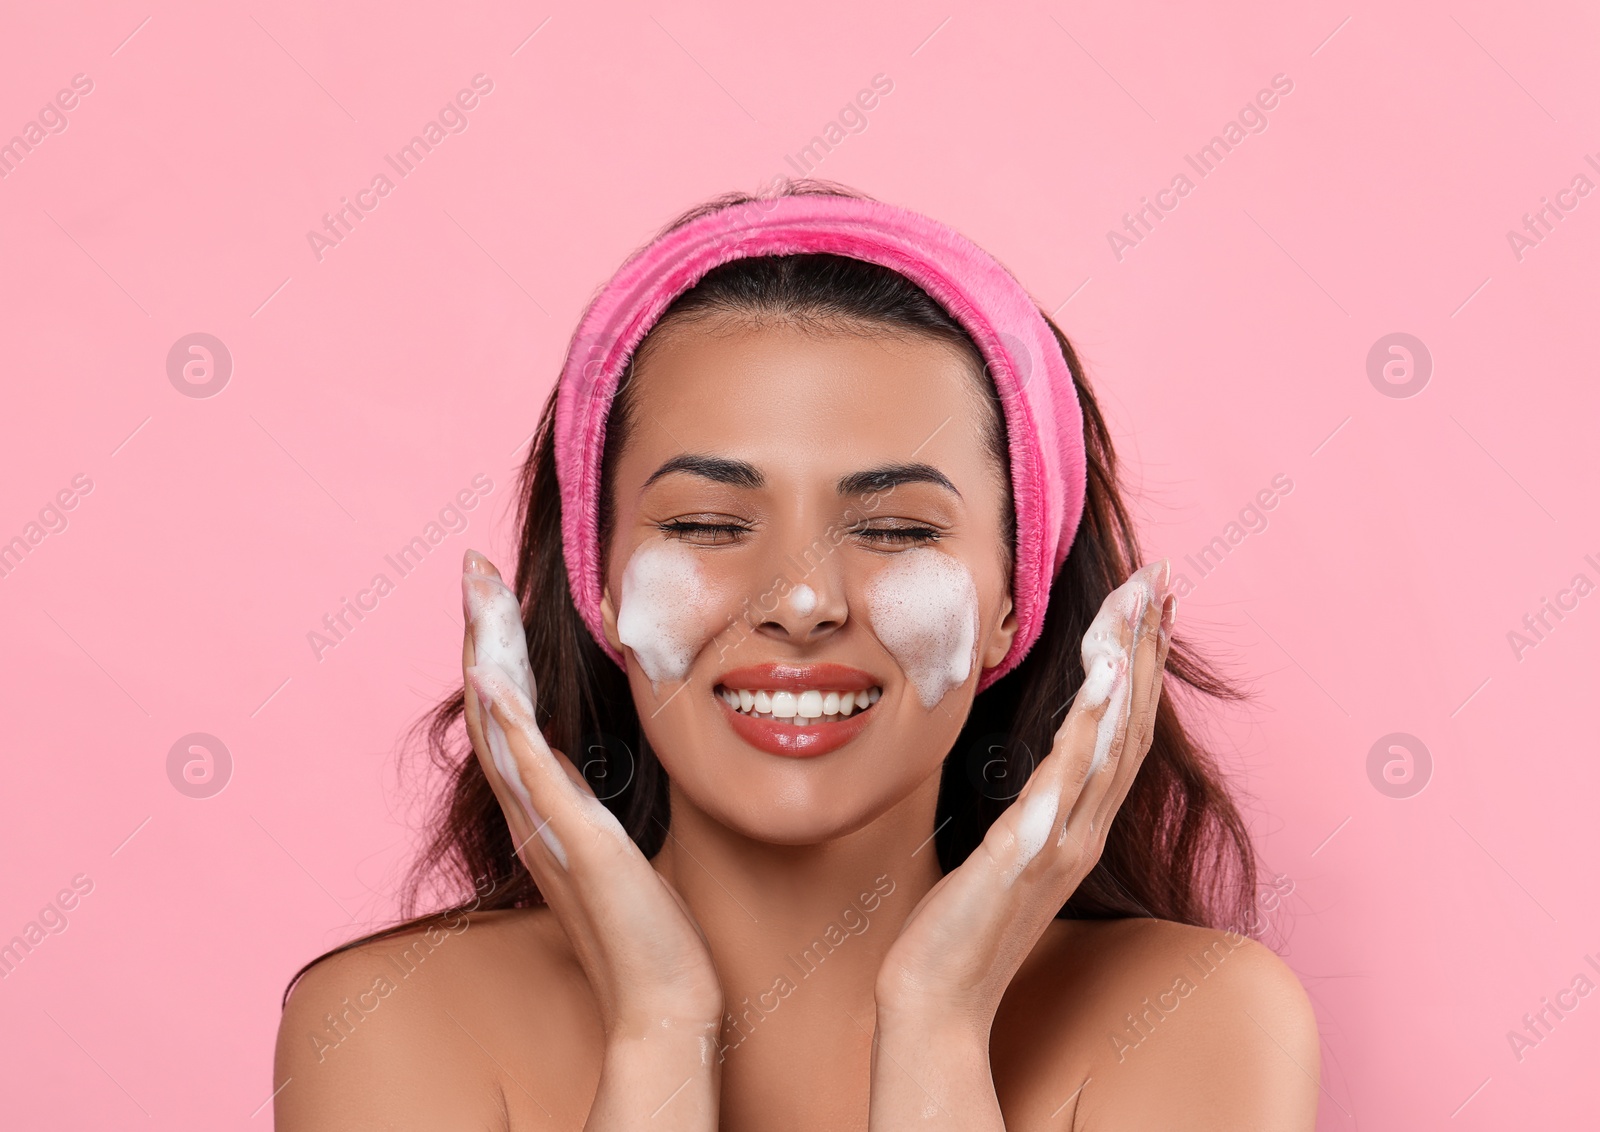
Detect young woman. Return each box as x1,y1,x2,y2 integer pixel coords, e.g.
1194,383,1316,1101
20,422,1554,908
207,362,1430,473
273,182,1319,1129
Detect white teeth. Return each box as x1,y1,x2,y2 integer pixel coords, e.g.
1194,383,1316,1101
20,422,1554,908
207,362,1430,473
718,684,882,722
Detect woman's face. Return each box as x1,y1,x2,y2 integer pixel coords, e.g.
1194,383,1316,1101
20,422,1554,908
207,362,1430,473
597,313,1018,844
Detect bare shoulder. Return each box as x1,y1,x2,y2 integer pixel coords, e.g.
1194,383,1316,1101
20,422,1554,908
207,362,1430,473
995,918,1320,1131
273,907,600,1130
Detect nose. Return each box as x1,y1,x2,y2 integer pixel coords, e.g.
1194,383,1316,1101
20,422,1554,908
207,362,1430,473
750,543,848,646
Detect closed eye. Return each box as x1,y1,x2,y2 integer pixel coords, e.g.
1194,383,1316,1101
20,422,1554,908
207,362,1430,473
657,519,749,544
656,520,940,546
851,525,941,545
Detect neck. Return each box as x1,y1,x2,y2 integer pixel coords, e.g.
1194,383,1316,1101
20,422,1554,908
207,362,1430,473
652,772,946,1048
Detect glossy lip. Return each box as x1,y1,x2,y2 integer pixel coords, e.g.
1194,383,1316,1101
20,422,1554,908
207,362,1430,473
716,690,876,758
716,662,881,693
714,663,882,759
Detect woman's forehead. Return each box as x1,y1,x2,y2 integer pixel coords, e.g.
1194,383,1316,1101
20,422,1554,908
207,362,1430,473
620,319,992,476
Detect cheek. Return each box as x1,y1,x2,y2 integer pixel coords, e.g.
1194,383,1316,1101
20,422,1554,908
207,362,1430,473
863,547,980,709
615,540,728,688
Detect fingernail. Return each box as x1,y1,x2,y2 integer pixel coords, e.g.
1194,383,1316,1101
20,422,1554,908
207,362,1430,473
1161,593,1179,633
463,548,494,576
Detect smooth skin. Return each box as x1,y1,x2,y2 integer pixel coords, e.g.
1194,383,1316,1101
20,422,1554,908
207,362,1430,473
274,318,1319,1130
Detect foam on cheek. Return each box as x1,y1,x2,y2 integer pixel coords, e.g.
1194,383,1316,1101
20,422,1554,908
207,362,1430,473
616,539,718,692
863,547,980,710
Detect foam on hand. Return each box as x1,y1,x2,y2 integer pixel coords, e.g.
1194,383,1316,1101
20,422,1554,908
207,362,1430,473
464,571,535,700
863,547,980,710
466,661,569,868
1003,785,1059,885
616,539,719,692
1074,571,1158,780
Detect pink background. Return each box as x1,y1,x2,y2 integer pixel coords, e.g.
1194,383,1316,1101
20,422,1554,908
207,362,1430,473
2,0,1595,1126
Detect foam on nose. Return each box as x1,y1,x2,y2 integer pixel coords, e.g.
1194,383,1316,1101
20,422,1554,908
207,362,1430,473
863,547,980,710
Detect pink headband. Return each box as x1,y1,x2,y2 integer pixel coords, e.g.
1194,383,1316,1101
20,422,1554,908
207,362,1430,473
553,192,1087,691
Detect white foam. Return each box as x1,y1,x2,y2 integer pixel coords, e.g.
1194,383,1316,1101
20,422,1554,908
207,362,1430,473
616,539,716,691
469,664,569,868
1075,573,1155,778
464,572,535,700
789,583,817,616
1004,785,1059,884
863,547,980,710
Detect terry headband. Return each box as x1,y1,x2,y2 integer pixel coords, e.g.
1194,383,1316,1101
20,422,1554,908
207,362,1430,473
553,192,1087,691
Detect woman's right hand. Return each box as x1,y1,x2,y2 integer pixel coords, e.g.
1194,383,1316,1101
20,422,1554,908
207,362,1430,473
460,548,723,1128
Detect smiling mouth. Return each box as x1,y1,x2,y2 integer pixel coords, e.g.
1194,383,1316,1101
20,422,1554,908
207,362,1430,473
715,684,882,726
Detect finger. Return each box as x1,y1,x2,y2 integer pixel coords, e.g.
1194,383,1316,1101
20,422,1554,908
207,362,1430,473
1062,561,1171,848
990,565,1149,885
458,553,541,859
1087,592,1177,838
462,550,534,701
469,659,633,867
468,661,573,870
462,551,592,793
1115,590,1174,798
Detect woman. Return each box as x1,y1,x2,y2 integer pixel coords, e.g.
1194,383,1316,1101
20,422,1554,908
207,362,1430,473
274,181,1319,1129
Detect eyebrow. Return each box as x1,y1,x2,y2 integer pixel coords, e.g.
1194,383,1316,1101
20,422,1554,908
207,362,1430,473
642,453,962,500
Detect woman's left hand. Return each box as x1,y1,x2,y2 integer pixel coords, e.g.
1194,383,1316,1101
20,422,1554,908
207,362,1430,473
868,559,1175,1129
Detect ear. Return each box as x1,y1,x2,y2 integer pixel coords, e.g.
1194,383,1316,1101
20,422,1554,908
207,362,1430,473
599,584,624,654
981,592,1020,671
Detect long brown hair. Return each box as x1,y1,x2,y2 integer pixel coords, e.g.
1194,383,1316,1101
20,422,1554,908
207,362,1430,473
284,180,1259,1005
